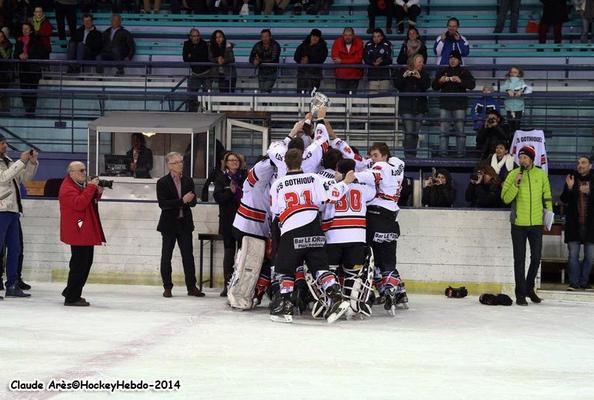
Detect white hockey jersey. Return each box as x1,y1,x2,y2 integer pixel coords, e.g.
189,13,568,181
319,175,376,244
270,171,348,236
331,138,368,172
510,129,548,173
232,158,275,239
355,157,405,212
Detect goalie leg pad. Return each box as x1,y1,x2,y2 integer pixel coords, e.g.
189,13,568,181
228,236,266,310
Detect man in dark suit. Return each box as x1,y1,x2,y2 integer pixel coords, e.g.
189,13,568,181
157,151,204,298
98,14,135,75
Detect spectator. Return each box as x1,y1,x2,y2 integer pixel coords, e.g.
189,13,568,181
209,29,236,92
293,0,327,15
13,0,33,28
476,111,509,159
465,164,503,208
0,0,11,29
395,0,421,34
66,14,102,74
126,132,153,178
156,152,204,298
233,0,261,15
367,0,394,34
0,135,38,298
59,161,105,306
574,0,594,43
422,168,455,207
363,28,392,93
142,0,160,13
213,151,247,296
396,26,427,65
501,145,552,306
393,53,430,158
501,66,528,134
331,27,364,94
431,50,476,158
539,0,569,44
30,6,52,57
560,156,594,290
14,22,47,116
490,141,515,181
54,0,77,40
494,0,521,33
0,29,12,112
99,14,135,76
471,85,500,132
186,0,209,14
249,28,281,93
433,17,470,65
293,28,328,93
183,28,210,112
263,0,290,14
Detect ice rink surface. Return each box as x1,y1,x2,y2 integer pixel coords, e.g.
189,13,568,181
1,282,594,400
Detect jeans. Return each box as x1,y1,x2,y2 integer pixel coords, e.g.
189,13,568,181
0,212,22,288
567,241,594,287
494,0,520,33
258,72,278,93
439,108,466,157
401,113,423,158
511,224,543,299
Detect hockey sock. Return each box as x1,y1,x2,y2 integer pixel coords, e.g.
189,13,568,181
315,270,339,292
381,271,401,291
278,275,295,295
255,274,271,300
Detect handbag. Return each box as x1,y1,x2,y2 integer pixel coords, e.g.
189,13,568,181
525,10,541,33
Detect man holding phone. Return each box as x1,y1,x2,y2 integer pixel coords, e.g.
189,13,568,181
0,134,38,298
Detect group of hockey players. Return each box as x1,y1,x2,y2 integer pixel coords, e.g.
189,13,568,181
226,106,408,324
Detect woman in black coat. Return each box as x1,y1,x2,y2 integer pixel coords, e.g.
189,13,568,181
393,53,430,158
14,22,47,116
396,27,427,65
465,165,503,208
126,132,153,178
213,151,247,296
422,168,456,207
539,0,569,44
293,28,328,93
475,110,510,159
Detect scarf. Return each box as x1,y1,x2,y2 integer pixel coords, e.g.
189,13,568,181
406,39,422,56
0,43,11,59
226,170,243,204
491,153,515,174
32,15,45,32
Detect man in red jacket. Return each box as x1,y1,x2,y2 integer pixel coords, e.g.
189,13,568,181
331,27,364,94
58,161,105,307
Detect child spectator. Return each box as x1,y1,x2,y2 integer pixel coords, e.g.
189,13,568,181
471,85,500,131
476,110,509,160
501,66,528,134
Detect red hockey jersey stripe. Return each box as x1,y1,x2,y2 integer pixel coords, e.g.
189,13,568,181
279,204,319,224
238,203,267,222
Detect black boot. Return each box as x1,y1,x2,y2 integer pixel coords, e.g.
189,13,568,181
5,284,31,298
324,284,350,324
0,280,4,291
18,280,31,291
270,293,294,323
527,290,542,304
516,297,528,306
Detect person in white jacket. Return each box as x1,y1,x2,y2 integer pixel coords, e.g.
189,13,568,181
0,133,38,298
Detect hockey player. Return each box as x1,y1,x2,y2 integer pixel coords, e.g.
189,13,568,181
269,148,355,323
355,142,408,315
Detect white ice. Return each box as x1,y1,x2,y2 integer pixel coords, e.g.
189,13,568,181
1,283,594,400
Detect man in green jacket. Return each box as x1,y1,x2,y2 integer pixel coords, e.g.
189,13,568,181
502,145,553,306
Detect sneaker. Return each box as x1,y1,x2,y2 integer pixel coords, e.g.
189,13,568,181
270,293,293,323
567,285,579,291
516,297,528,306
5,284,31,297
527,290,542,304
18,280,31,291
580,284,593,290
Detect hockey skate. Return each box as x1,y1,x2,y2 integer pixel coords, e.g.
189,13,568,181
325,284,350,324
292,279,309,315
384,285,409,316
270,293,294,323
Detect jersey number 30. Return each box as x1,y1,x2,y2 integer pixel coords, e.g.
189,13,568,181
335,190,362,212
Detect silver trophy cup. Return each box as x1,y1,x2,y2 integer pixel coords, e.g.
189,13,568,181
310,90,330,120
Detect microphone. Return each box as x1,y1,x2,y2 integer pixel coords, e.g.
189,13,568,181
517,165,525,185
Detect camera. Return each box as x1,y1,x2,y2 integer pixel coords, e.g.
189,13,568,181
97,179,114,189
471,171,483,182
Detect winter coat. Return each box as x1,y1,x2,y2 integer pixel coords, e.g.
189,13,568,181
126,145,153,179
102,26,135,60
213,168,246,238
363,39,392,80
14,33,48,75
540,0,569,25
0,40,13,85
71,25,103,58
183,39,210,75
501,77,527,112
502,166,553,226
560,171,594,243
293,37,329,80
422,185,456,207
396,39,428,65
476,125,510,159
431,65,476,110
0,157,38,213
331,35,364,80
433,33,470,65
393,67,431,114
58,175,106,246
249,39,281,78
465,181,503,208
491,153,516,181
471,95,500,130
209,41,237,78
33,17,52,56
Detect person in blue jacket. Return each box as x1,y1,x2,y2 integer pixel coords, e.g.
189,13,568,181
471,85,500,131
433,17,470,65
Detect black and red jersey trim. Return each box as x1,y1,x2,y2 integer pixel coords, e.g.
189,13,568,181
279,204,319,225
237,202,267,223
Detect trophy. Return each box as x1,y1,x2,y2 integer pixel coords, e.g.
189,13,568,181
309,89,330,121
